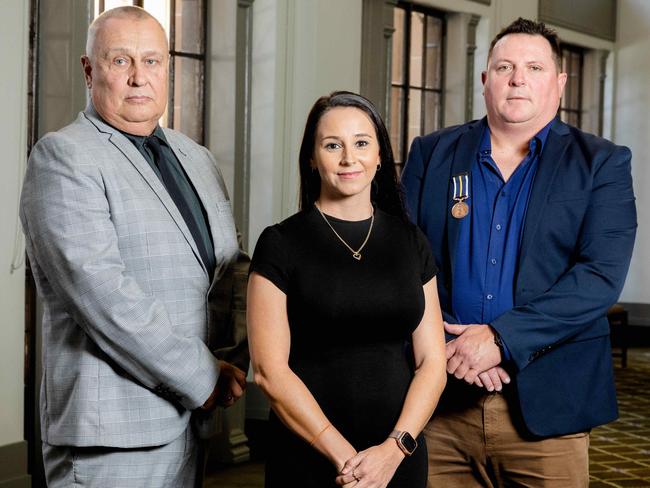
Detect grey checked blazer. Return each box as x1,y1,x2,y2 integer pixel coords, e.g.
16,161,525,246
20,104,240,448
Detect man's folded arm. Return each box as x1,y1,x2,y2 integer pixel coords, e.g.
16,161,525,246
491,145,637,371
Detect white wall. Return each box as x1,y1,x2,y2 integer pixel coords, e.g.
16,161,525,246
0,0,29,446
206,1,237,198
615,0,650,302
245,0,362,419
248,0,362,250
249,0,281,254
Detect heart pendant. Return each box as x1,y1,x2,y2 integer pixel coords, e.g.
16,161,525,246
352,252,362,260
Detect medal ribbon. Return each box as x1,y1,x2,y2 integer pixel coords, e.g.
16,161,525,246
452,173,469,202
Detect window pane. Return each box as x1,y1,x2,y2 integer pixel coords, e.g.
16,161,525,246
407,88,422,150
424,17,442,89
173,56,203,143
569,73,580,109
560,46,583,127
409,12,424,88
390,6,445,172
390,86,404,163
174,0,204,54
423,91,441,134
570,53,581,109
142,0,171,41
103,0,133,6
96,0,133,18
392,8,404,85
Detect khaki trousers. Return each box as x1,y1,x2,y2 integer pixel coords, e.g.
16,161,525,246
425,391,589,487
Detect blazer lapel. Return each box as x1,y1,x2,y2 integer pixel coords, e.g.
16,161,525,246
164,130,240,284
168,139,226,263
83,105,207,276
446,118,485,279
517,118,571,271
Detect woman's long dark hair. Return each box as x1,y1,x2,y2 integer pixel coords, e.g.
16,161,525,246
298,91,408,220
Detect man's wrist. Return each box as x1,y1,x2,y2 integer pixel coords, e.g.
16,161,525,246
200,384,219,411
490,326,510,361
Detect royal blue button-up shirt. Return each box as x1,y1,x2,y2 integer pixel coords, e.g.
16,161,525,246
452,120,553,355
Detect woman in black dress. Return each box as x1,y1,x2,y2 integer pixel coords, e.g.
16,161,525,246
247,92,447,488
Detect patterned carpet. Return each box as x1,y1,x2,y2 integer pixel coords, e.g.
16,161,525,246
205,349,650,488
589,349,650,487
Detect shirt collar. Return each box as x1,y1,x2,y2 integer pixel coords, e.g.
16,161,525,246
478,118,554,160
119,125,168,150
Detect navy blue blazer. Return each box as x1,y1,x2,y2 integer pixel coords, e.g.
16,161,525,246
402,117,637,437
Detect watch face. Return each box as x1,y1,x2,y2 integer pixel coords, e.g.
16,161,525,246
400,432,418,454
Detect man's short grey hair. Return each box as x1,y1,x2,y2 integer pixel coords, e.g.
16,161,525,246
86,6,165,58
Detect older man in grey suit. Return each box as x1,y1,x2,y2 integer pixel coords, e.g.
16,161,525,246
20,6,246,487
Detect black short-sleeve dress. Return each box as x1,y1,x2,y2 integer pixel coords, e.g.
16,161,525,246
250,206,437,488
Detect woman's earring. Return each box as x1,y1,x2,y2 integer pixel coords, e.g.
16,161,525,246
377,162,382,171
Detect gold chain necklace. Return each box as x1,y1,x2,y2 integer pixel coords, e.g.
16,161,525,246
315,204,374,261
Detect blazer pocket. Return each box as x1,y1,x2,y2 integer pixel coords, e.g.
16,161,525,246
213,200,238,253
547,190,589,203
216,199,232,214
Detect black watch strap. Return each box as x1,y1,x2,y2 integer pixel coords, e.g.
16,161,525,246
494,331,504,350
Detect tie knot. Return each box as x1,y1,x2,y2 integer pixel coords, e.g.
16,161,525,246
145,136,166,161
146,135,162,148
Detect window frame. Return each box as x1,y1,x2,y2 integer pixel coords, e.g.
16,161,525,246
391,1,446,168
95,0,208,144
559,42,584,128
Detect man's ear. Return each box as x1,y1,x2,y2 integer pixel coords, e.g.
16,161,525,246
81,55,92,89
557,71,568,99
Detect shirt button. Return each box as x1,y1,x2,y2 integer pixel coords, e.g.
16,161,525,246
491,258,497,265
496,224,502,231
487,294,493,300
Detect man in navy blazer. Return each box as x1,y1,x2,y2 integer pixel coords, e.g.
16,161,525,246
402,18,636,486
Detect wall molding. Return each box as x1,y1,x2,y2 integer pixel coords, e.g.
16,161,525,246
539,0,616,42
234,0,255,249
360,0,397,119
464,14,480,122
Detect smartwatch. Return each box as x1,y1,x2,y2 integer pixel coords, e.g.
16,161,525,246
388,429,418,456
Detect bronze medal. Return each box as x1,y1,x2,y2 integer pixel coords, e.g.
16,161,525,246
451,200,469,219
451,172,470,219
